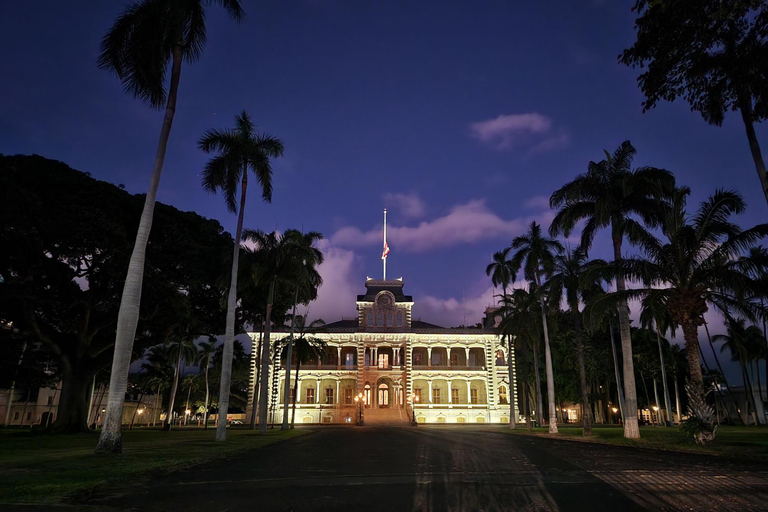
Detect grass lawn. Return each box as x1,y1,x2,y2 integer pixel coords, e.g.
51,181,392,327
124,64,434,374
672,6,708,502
507,424,768,460
0,426,309,505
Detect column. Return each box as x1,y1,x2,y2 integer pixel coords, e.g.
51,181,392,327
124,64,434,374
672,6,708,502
316,378,321,404
428,380,433,403
394,347,400,366
447,348,451,368
337,346,341,368
336,380,340,406
467,380,471,405
464,347,470,366
448,379,453,403
427,347,432,367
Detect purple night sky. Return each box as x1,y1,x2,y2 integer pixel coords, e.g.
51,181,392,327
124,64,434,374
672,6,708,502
2,1,767,379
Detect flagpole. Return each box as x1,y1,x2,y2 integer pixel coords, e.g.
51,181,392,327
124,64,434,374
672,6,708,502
383,209,387,280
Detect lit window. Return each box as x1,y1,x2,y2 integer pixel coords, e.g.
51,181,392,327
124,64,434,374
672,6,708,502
325,388,334,404
433,388,441,404
499,385,508,404
471,389,478,404
306,388,315,404
451,388,459,403
345,388,353,405
414,388,422,402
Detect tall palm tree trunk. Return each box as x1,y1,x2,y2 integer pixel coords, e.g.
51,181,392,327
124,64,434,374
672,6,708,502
129,393,144,429
573,311,591,435
538,296,558,433
613,233,640,439
216,170,248,442
164,348,183,431
291,359,301,427
681,321,705,395
754,361,764,425
655,325,673,426
738,94,768,209
259,280,275,433
609,318,626,424
282,289,300,430
96,45,183,454
184,384,192,425
520,342,532,431
652,378,662,425
203,356,210,429
704,321,739,422
250,327,263,430
674,378,682,424
532,339,543,427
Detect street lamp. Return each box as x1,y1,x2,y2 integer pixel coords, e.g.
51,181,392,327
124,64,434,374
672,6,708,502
407,393,420,426
652,405,659,426
354,393,364,426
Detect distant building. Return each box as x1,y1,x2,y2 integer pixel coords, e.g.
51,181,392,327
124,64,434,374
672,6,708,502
0,384,161,428
247,278,516,425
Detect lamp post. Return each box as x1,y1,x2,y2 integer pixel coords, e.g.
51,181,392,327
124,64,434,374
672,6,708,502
354,393,364,426
407,393,420,426
611,407,619,425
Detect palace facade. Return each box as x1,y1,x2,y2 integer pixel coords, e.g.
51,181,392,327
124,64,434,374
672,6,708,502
247,278,517,425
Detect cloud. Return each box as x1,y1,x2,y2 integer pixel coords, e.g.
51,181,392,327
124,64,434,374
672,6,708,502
331,199,554,253
523,195,551,210
308,239,359,322
469,113,569,152
383,192,426,218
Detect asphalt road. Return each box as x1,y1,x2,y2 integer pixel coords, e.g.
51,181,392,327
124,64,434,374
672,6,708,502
92,426,768,512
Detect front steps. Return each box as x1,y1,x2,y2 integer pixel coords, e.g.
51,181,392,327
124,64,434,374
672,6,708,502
363,407,410,426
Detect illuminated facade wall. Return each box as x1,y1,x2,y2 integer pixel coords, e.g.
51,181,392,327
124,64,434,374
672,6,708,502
246,280,517,425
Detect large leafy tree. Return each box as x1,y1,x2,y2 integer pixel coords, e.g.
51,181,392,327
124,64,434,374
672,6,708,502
621,0,768,208
544,248,604,436
613,189,767,407
550,140,675,439
509,221,563,433
199,111,284,442
486,248,517,429
96,0,244,454
0,155,229,434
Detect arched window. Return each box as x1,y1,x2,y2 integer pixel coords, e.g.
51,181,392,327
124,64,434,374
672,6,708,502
397,311,404,326
366,312,373,326
377,312,383,325
499,385,508,404
387,313,393,326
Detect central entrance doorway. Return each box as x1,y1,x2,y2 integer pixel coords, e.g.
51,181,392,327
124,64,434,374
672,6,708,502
378,383,389,408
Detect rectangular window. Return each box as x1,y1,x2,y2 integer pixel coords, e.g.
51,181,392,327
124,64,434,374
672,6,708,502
345,353,354,367
433,388,441,404
414,353,422,365
414,389,422,402
47,396,53,405
450,353,459,366
306,388,315,404
325,388,334,404
378,353,389,368
26,412,32,420
471,389,478,404
13,412,19,420
345,388,353,405
451,388,459,403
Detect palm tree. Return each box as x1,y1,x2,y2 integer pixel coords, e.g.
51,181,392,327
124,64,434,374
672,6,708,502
196,337,217,429
613,189,767,412
486,248,517,429
182,375,199,425
284,316,327,428
544,247,604,436
509,221,563,433
498,288,542,430
96,0,244,454
199,111,284,442
242,230,301,432
715,319,766,424
638,298,676,426
281,231,324,430
549,140,675,439
164,337,198,430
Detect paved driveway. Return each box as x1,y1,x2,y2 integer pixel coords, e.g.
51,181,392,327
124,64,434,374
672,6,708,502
94,426,768,511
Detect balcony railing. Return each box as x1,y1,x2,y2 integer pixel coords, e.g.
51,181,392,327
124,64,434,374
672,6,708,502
411,365,487,371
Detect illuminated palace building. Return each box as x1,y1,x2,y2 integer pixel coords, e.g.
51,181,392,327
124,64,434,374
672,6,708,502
248,277,517,425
